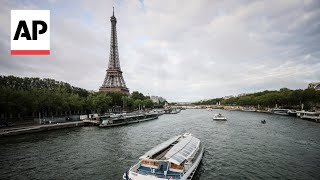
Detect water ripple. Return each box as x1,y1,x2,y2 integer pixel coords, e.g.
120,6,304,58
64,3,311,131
0,109,320,179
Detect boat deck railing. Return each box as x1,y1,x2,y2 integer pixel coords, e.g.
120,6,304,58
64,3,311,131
137,166,183,179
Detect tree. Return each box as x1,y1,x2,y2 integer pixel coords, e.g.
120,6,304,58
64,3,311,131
93,93,112,114
122,96,134,111
199,87,319,111
131,91,145,100
107,92,128,106
134,99,143,109
143,99,154,108
0,75,166,121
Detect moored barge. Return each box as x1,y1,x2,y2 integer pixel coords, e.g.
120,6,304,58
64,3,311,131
99,112,159,127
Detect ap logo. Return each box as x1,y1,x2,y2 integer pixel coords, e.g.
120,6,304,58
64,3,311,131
11,10,50,55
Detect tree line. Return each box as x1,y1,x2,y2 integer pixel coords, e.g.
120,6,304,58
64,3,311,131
0,75,158,120
195,88,320,110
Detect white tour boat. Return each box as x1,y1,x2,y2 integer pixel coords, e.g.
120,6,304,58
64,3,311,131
272,108,297,116
296,110,320,123
213,113,227,121
123,133,204,180
99,112,158,128
272,109,290,116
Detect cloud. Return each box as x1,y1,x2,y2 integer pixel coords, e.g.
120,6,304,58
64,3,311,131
0,0,319,102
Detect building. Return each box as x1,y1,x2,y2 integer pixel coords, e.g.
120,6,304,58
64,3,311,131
223,95,234,100
237,93,253,97
308,82,320,90
99,8,129,94
150,96,159,103
158,97,166,103
150,96,166,104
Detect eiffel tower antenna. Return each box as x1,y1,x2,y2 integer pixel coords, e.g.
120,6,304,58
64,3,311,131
99,8,129,94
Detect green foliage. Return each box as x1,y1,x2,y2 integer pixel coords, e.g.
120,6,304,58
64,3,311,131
0,76,157,119
133,99,143,108
122,96,134,110
108,92,127,106
195,88,320,110
143,99,154,108
131,91,145,100
0,75,88,97
92,93,112,114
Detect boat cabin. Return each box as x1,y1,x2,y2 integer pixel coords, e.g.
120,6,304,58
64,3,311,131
129,133,202,179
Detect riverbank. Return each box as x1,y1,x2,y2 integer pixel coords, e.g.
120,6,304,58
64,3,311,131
0,121,85,137
185,105,320,123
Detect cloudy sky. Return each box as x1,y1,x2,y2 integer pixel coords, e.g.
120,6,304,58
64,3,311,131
1,0,319,102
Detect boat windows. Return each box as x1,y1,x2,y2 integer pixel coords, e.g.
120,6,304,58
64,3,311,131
170,163,184,169
141,160,159,168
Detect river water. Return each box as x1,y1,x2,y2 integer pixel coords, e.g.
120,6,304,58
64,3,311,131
0,109,320,180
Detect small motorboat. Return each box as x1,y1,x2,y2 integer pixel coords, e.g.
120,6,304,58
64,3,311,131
261,120,266,124
213,113,227,121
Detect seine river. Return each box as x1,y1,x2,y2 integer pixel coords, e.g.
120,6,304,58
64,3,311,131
1,109,319,180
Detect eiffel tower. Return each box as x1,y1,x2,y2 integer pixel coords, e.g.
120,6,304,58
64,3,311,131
99,7,129,94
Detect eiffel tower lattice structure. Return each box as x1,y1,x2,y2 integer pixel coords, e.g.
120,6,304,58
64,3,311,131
99,7,129,94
